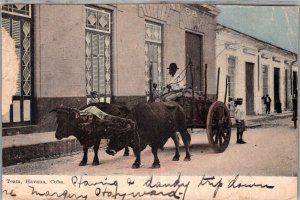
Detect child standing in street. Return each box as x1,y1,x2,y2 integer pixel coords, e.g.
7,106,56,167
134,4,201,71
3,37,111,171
235,98,246,144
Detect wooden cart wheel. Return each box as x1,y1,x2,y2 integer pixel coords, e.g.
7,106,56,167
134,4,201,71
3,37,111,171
206,101,231,153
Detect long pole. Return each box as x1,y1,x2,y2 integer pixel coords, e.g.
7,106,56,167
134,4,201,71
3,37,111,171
216,67,220,101
224,75,228,103
189,58,194,121
204,64,207,104
149,62,154,102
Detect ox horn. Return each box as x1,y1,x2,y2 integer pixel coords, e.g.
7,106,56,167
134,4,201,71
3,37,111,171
49,108,58,113
69,107,80,118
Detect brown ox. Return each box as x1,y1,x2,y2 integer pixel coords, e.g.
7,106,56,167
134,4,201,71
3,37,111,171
50,102,132,166
106,101,191,168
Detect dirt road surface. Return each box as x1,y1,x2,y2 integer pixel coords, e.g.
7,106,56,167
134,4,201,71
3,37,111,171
3,118,297,176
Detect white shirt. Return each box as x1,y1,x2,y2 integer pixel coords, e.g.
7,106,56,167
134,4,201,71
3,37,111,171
166,71,185,91
235,105,245,121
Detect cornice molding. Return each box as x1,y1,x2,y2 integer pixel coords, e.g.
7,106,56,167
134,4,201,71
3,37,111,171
261,53,271,59
243,47,256,56
272,56,282,63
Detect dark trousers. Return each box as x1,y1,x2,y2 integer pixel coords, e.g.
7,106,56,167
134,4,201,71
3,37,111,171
236,120,246,141
266,103,271,114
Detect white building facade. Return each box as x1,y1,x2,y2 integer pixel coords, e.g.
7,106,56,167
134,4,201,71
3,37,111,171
216,24,298,115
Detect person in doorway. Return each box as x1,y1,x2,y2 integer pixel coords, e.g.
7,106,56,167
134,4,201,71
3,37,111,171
264,94,272,114
88,91,100,104
151,83,160,102
163,63,185,101
235,98,246,144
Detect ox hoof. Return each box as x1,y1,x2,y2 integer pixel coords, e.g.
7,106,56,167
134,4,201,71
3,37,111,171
152,163,161,168
132,163,141,169
184,157,191,161
172,156,180,161
92,161,100,166
79,162,87,166
123,152,129,157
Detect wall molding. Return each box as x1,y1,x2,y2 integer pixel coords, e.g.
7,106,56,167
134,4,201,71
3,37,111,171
243,47,256,56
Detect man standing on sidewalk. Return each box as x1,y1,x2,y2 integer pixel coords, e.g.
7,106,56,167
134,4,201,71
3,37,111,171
264,94,272,114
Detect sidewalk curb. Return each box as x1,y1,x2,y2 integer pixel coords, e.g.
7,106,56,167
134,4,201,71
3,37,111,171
246,113,292,125
3,139,82,167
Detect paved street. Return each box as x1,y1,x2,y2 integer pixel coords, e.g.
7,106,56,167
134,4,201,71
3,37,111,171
3,117,297,176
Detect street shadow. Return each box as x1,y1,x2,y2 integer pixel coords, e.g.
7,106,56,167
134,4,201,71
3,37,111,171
188,143,215,154
163,143,214,154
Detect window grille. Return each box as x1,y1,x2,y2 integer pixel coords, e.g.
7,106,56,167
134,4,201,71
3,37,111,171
86,7,110,33
228,57,236,99
2,4,31,18
85,7,111,102
145,22,163,96
2,4,33,125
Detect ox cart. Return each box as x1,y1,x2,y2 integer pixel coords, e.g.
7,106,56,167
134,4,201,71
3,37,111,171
52,63,231,168
157,64,231,153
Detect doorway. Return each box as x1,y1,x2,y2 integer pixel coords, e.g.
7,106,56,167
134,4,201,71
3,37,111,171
185,32,202,91
274,68,281,111
293,71,297,94
245,62,255,115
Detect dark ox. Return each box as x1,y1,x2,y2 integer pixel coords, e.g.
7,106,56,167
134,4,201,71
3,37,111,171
106,101,191,168
51,102,132,166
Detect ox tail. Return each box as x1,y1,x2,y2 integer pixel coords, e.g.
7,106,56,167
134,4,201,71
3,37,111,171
131,118,141,157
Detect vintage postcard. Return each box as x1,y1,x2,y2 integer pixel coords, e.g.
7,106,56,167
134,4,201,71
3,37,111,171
1,2,299,200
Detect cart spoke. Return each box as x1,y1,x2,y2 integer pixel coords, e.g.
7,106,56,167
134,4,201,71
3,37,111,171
218,134,223,146
213,130,219,144
214,135,218,144
220,131,227,141
212,129,217,137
